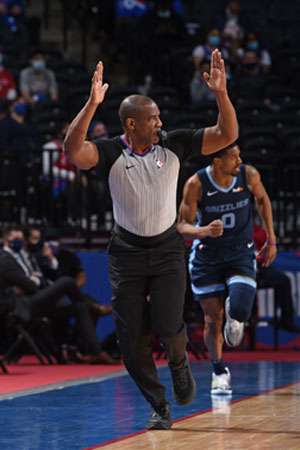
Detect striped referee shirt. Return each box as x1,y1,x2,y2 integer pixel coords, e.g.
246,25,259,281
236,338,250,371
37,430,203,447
94,129,204,237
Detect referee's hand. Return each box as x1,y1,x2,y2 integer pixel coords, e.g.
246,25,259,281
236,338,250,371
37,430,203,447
89,61,109,106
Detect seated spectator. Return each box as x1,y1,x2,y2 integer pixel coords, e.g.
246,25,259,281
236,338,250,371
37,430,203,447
134,0,186,85
0,98,33,151
42,122,76,187
24,226,113,319
0,0,29,51
190,61,216,106
192,28,229,68
0,50,17,100
237,32,272,74
254,223,300,333
88,120,109,140
214,1,246,43
0,225,119,363
19,51,58,104
11,97,30,123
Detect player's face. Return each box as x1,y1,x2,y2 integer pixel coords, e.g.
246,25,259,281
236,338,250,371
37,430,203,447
133,103,163,145
221,146,242,176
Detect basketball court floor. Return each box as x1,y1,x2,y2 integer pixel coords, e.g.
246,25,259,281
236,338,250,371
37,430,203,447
1,355,300,450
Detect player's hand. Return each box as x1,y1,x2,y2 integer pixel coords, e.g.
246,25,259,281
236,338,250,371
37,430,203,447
207,219,224,238
203,49,227,93
89,61,109,106
257,241,277,267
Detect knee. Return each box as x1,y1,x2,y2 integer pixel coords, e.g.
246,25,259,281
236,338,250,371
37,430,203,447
59,276,76,288
229,283,256,322
230,301,251,322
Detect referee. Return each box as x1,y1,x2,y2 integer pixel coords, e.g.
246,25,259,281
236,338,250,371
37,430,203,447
64,49,238,429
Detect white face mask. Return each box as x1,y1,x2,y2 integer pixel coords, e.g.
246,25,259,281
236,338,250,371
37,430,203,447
32,59,46,70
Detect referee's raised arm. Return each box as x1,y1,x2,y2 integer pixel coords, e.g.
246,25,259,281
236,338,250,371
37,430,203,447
63,61,109,170
201,49,238,155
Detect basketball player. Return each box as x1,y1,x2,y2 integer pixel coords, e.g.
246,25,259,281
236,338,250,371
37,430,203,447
177,143,276,395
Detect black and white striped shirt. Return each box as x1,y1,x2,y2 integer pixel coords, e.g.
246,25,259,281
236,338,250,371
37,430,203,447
94,129,204,237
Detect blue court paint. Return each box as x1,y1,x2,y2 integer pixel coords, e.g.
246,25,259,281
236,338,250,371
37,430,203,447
1,360,300,450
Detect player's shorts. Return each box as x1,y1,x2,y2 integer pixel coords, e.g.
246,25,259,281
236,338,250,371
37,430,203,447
189,241,256,301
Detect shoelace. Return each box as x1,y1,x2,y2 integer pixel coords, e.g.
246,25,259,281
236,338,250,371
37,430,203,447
172,364,189,389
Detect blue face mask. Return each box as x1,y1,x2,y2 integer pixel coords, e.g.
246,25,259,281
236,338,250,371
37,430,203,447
32,60,46,70
9,239,24,253
208,36,220,47
247,41,259,51
14,103,28,116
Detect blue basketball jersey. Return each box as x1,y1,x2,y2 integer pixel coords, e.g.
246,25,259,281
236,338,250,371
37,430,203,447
195,164,253,248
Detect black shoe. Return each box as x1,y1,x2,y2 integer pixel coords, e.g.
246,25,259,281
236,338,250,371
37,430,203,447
146,403,172,430
169,353,196,405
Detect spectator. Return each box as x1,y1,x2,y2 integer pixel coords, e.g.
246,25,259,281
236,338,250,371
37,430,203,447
133,0,186,85
24,226,113,319
0,50,17,100
0,0,29,51
0,225,119,363
42,122,76,184
237,32,272,74
0,98,33,151
238,50,262,77
192,29,229,68
88,120,109,140
215,1,245,43
19,51,58,104
190,62,216,105
254,223,300,333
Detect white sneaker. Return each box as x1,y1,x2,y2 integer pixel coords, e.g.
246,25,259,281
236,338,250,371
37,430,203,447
211,367,232,395
224,297,245,347
211,394,232,415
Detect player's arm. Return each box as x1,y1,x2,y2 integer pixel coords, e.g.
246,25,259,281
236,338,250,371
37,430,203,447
177,174,223,239
246,164,277,266
201,49,238,155
63,61,109,170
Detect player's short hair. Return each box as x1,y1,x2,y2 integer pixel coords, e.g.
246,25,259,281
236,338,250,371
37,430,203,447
209,141,239,161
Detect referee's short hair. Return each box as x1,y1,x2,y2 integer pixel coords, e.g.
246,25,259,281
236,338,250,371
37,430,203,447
118,95,155,127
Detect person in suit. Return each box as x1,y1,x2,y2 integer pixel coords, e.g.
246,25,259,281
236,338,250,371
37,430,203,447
0,225,119,364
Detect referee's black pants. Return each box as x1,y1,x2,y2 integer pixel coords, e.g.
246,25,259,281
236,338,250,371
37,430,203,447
108,226,188,410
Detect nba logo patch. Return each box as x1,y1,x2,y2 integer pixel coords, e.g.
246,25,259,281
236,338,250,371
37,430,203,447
156,159,164,168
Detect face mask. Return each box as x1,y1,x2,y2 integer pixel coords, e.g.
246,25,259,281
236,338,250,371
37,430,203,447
28,241,43,253
32,60,45,70
247,41,259,51
9,239,24,253
157,10,171,18
208,36,220,46
14,102,27,116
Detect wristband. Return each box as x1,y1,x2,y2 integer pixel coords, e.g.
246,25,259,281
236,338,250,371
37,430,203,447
267,241,277,246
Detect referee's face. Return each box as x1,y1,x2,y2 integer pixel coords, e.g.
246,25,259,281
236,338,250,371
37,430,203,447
133,103,162,146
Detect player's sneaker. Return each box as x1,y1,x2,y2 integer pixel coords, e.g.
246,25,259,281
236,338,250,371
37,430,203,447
211,393,232,415
224,297,245,347
211,367,232,395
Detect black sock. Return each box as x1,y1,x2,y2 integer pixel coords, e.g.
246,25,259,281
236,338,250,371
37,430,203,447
212,359,227,375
